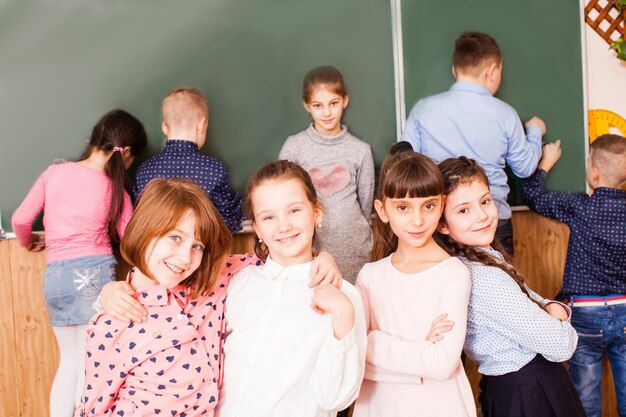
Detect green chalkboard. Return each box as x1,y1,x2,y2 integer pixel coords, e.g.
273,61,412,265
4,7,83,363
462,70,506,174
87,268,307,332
0,0,396,232
401,0,587,204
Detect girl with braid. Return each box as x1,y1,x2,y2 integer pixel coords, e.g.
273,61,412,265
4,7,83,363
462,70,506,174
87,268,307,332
436,156,585,417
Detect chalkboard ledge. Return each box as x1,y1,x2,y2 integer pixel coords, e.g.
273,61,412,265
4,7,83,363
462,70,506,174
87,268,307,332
3,209,533,240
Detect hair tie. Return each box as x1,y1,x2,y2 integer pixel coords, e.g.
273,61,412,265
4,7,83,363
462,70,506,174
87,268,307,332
112,146,124,153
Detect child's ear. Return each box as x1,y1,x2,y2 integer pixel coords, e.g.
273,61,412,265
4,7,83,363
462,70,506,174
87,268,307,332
302,100,311,114
374,200,388,223
161,121,170,137
252,221,260,240
195,117,208,147
314,202,323,226
485,62,501,83
342,95,350,109
590,164,603,186
197,116,207,133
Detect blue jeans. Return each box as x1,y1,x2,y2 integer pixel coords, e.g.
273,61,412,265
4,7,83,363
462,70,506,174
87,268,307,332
44,254,116,326
569,304,626,417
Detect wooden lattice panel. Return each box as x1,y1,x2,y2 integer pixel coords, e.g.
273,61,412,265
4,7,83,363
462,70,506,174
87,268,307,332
585,0,625,44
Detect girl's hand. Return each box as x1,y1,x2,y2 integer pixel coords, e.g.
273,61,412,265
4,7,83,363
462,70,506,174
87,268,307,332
426,313,454,343
545,302,568,321
100,281,147,323
311,285,354,339
309,251,342,288
26,242,45,252
26,233,45,252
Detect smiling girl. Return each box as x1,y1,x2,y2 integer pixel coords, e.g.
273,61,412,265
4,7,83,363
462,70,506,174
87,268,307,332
216,160,366,417
353,149,475,417
279,65,374,284
437,157,584,417
76,178,235,416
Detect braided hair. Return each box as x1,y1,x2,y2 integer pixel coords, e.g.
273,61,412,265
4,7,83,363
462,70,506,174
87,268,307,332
437,157,544,309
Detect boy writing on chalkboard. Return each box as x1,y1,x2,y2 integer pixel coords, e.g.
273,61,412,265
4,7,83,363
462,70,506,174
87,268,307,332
400,31,546,256
134,87,243,233
522,134,626,417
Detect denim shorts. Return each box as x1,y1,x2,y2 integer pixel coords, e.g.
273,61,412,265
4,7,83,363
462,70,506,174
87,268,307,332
43,254,116,326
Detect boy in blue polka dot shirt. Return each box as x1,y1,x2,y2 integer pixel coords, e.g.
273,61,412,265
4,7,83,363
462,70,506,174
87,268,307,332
134,87,243,233
522,134,626,417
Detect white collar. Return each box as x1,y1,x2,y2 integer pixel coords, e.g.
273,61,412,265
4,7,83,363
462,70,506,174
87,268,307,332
261,257,313,282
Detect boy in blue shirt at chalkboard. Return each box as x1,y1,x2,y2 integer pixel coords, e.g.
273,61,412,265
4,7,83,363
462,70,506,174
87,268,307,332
134,87,243,233
522,134,626,417
400,31,546,256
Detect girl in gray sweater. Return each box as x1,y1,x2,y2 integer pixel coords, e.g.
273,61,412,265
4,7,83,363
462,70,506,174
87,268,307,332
279,66,374,283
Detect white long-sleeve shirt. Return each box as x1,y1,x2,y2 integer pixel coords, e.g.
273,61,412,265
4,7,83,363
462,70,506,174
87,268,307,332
216,257,367,417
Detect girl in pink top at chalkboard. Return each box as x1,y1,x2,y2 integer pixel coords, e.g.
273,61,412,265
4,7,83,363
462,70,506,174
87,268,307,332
11,109,147,417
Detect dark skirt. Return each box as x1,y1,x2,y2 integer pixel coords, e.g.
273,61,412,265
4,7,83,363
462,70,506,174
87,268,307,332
479,355,585,417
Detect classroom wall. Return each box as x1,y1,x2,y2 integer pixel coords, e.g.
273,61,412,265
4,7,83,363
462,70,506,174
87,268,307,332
584,0,626,138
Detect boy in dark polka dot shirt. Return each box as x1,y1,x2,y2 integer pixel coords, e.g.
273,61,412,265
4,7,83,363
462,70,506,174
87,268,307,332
133,87,243,233
522,134,626,417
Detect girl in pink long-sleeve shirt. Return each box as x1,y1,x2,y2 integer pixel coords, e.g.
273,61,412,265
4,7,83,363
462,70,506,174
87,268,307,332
353,146,476,417
11,109,147,417
76,178,247,417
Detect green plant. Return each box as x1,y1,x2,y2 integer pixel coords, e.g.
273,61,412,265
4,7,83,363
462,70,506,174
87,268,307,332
614,0,626,12
610,39,626,61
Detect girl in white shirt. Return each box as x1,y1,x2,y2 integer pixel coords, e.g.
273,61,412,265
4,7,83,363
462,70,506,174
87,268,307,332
216,160,367,417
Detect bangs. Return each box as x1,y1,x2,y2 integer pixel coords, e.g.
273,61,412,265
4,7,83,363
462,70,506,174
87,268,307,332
382,158,445,199
138,183,213,244
191,200,217,245
151,203,192,239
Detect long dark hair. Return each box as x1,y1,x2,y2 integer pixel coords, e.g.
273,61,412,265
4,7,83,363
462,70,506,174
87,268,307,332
79,109,147,242
437,157,544,309
371,145,445,261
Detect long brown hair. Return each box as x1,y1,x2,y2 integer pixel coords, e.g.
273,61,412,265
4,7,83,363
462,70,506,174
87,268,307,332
437,157,544,308
79,109,147,242
121,178,232,298
371,146,445,261
244,160,321,261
